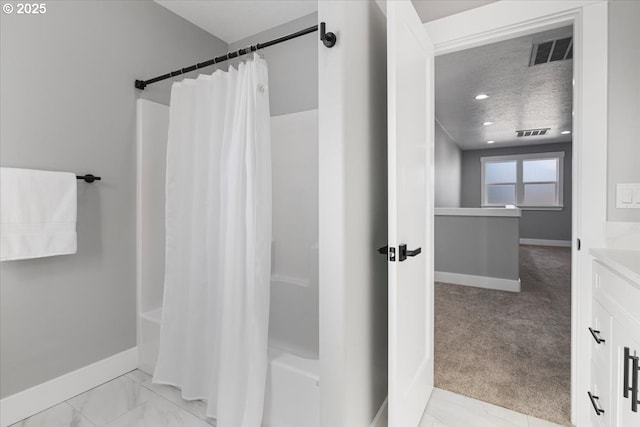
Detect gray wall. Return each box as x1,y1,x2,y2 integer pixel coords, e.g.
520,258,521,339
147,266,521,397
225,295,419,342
461,143,572,241
607,1,640,223
318,2,388,424
435,215,520,280
435,121,461,207
0,0,227,398
230,13,318,117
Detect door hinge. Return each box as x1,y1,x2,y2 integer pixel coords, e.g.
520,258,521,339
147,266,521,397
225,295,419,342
577,238,581,251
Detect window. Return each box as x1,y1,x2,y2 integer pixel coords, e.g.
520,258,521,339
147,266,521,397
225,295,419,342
481,152,564,209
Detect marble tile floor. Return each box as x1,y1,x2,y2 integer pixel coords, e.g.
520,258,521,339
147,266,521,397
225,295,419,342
11,371,565,427
10,370,216,427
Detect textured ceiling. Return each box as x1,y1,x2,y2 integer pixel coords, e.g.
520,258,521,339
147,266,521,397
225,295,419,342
435,26,573,150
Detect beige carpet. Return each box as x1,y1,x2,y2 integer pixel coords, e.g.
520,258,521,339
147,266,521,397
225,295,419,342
435,245,571,426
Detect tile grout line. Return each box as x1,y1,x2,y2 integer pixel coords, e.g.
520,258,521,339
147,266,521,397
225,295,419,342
64,375,154,427
63,402,98,427
98,396,164,427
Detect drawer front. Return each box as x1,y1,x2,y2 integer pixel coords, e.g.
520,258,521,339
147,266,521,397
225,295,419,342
591,299,613,368
590,360,611,427
593,261,640,325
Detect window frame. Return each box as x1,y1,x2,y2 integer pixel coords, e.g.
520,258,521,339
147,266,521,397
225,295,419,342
480,151,565,210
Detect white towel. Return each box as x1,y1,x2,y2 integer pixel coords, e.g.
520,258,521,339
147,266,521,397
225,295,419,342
1,167,77,261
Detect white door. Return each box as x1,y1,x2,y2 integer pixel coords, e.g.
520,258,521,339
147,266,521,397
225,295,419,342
387,1,435,426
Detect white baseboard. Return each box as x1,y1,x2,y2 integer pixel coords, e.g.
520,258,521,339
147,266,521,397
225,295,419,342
0,347,138,427
519,238,571,247
370,397,388,427
435,271,521,292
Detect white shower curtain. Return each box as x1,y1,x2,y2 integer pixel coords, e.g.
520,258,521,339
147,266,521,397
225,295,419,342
154,54,272,427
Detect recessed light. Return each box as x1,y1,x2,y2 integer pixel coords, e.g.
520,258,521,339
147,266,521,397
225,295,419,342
487,140,495,144
561,130,571,135
483,121,494,126
475,94,489,100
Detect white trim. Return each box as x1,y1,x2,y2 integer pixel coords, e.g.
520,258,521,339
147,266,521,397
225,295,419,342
135,99,144,367
506,206,564,211
425,1,598,55
435,271,521,292
520,238,572,247
369,397,388,427
0,347,138,427
572,5,608,424
426,2,608,425
480,151,565,163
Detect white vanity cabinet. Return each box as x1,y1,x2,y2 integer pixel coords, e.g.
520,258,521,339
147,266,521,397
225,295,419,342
612,323,640,427
589,249,640,427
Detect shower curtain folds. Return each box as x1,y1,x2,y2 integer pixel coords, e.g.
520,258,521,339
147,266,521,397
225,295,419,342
154,53,272,427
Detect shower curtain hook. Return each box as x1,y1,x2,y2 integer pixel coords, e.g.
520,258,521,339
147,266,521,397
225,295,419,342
230,51,240,69
170,69,180,84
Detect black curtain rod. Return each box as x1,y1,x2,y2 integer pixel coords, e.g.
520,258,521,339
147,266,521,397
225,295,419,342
135,22,336,90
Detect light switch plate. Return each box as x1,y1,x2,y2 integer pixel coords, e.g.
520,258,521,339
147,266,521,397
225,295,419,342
616,183,640,209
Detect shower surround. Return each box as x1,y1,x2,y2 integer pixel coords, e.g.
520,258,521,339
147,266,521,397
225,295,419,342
137,100,319,427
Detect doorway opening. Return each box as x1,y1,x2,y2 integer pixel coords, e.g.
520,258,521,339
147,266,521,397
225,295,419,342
433,26,574,426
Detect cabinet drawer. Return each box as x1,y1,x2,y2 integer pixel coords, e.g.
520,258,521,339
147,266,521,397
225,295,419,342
589,360,611,427
591,299,613,368
593,261,640,324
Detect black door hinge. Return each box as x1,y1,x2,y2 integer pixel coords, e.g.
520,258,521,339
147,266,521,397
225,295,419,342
577,238,581,251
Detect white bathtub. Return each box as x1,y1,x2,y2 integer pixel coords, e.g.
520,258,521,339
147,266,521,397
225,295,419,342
263,347,320,427
138,315,319,427
265,249,320,427
264,242,319,426
139,244,320,427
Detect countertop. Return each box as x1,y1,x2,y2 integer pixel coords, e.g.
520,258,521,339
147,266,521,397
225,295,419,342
435,207,521,217
590,248,640,285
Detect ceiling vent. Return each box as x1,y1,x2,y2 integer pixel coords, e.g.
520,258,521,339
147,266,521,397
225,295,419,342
529,37,573,66
516,128,550,137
